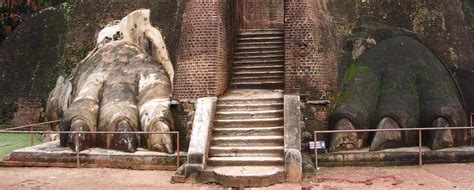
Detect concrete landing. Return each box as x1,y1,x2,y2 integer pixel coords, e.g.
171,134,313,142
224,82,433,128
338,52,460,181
200,166,285,187
2,141,186,170
318,146,474,167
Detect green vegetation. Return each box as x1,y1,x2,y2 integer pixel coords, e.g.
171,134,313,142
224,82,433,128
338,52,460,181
0,134,42,160
60,2,74,22
48,44,93,90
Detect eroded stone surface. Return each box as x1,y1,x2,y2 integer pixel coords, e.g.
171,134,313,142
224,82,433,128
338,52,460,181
4,141,186,170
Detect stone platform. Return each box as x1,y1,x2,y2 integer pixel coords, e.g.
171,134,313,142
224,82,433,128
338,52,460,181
199,166,285,187
2,141,186,170
318,146,474,167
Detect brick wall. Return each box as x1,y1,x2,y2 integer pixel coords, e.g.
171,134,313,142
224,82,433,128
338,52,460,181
173,0,237,100
284,0,340,132
240,0,284,29
65,0,187,70
0,9,67,126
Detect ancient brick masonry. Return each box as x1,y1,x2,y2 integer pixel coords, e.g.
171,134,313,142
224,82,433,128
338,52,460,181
284,0,339,134
174,0,237,100
239,0,284,29
0,9,67,126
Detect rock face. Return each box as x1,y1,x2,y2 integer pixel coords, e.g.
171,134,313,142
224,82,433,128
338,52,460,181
330,18,467,152
47,10,175,153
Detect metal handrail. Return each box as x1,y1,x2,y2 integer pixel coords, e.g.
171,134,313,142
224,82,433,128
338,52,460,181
313,113,474,169
0,120,60,131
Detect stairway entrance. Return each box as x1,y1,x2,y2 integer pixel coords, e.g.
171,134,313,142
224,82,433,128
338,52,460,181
199,1,287,187
201,28,287,186
202,89,285,187
231,29,285,89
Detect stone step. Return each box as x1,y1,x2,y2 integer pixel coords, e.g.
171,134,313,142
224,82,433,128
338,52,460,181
231,84,284,90
231,77,284,83
234,50,284,56
232,64,285,70
236,45,284,51
212,126,284,136
234,65,284,70
233,71,284,76
230,79,285,89
216,103,283,112
209,146,284,157
230,80,284,85
218,97,282,105
214,118,284,128
211,135,284,147
239,28,283,32
238,36,284,42
207,156,284,166
238,30,284,37
200,166,285,187
234,68,284,74
232,75,284,81
233,59,284,65
216,110,284,120
230,80,284,88
237,41,283,47
234,54,284,60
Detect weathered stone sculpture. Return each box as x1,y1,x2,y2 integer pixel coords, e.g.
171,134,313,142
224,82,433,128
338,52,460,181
46,10,175,153
330,17,468,152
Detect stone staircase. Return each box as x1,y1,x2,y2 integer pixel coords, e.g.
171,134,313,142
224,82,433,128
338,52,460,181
201,89,286,187
231,29,285,89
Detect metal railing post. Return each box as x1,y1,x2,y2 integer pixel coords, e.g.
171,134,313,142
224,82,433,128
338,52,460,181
471,113,473,127
176,132,180,170
76,132,80,168
30,125,33,146
314,131,319,170
418,129,422,167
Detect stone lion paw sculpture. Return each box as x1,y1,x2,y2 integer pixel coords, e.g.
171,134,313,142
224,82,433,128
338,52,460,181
46,10,175,153
329,17,468,152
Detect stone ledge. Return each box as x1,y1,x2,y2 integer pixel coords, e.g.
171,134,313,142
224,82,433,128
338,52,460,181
318,146,474,167
3,141,186,170
185,97,217,176
199,166,285,187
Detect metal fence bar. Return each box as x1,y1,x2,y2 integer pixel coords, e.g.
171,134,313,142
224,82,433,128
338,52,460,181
0,131,180,135
313,126,474,134
1,120,60,131
314,126,474,169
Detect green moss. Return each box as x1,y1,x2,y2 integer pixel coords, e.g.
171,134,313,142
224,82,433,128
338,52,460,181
337,64,374,106
60,2,74,22
48,44,93,90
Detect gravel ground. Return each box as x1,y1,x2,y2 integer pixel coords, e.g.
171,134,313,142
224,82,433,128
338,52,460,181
1,163,473,189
